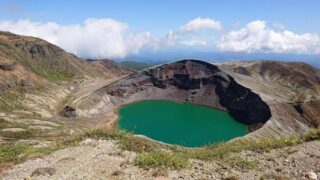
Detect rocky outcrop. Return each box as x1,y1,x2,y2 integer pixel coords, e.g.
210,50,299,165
0,31,132,117
0,62,16,71
231,61,320,89
233,66,251,76
0,57,35,93
0,30,127,83
87,59,134,77
63,106,76,118
101,60,271,125
216,61,320,139
215,76,271,125
293,100,320,128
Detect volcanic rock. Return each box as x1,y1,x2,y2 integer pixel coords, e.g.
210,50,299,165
0,62,16,71
99,60,272,125
63,106,76,118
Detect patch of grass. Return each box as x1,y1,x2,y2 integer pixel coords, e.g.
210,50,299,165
119,135,159,153
65,128,320,170
0,119,35,140
1,128,319,171
0,89,25,112
31,66,73,81
302,129,320,141
0,118,11,129
70,128,160,153
176,135,305,162
23,145,61,158
0,130,33,139
0,144,27,164
0,143,61,170
135,151,188,170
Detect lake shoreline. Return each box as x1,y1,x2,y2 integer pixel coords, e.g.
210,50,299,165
116,100,248,147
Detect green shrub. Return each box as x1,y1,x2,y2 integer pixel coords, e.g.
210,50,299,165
0,118,11,129
59,128,320,171
303,129,320,141
135,151,188,170
0,143,60,170
0,130,33,139
72,128,159,153
0,144,27,164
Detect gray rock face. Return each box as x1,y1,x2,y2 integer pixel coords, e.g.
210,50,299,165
0,62,16,71
63,106,76,118
102,60,271,125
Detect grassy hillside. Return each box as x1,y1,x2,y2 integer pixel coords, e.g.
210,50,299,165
0,31,131,112
0,31,102,81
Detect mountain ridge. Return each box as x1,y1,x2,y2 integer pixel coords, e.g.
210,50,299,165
1,31,320,179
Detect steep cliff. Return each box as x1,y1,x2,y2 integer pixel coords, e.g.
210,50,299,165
217,61,320,138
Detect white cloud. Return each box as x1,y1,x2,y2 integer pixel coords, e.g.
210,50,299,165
3,18,316,57
159,17,222,47
0,18,151,58
180,17,222,32
180,40,208,46
217,20,320,54
0,17,221,58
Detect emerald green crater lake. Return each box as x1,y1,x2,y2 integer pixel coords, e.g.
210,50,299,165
118,101,248,147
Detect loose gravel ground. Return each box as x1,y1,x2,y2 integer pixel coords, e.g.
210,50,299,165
2,139,319,180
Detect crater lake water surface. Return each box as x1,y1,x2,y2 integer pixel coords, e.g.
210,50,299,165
118,100,247,147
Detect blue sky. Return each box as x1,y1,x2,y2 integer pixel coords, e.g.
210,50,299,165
1,0,320,34
0,0,319,64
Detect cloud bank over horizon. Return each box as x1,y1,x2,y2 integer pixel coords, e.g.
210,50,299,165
0,18,319,59
217,20,320,54
0,18,151,58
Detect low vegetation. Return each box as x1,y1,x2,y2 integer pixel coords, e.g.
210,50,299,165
0,119,34,140
32,67,74,81
0,143,59,170
0,130,33,140
1,128,319,171
135,151,188,170
67,128,161,153
0,144,27,165
0,118,10,129
0,89,25,112
71,128,320,170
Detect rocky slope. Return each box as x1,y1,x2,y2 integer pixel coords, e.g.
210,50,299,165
73,60,320,139
217,61,320,138
0,31,105,80
87,59,134,78
0,31,132,145
3,138,320,180
1,31,320,179
0,31,131,94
